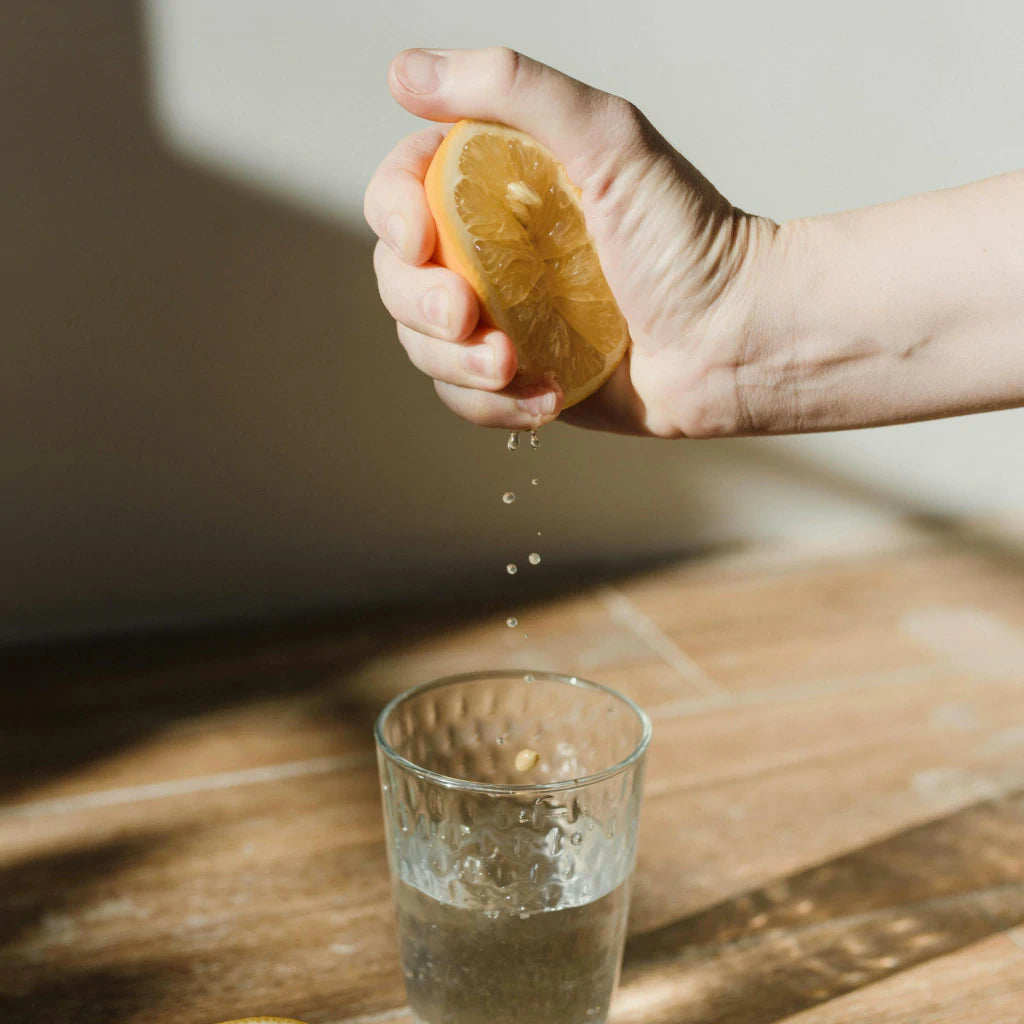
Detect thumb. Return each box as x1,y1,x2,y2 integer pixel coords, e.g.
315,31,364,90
388,47,644,191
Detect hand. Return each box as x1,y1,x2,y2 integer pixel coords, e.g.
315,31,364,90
365,47,776,437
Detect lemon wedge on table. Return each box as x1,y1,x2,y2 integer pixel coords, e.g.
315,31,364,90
425,119,630,409
213,1018,308,1023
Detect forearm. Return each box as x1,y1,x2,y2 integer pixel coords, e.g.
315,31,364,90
740,170,1024,433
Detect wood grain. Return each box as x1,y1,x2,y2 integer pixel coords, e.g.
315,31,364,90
3,521,1024,1023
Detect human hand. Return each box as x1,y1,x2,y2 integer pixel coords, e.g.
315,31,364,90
365,47,776,437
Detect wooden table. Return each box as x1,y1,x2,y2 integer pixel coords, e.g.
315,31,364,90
4,520,1024,1023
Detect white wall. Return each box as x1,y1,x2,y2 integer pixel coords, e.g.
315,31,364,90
4,1,1023,639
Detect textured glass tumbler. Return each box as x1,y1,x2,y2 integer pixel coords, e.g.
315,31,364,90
375,670,651,1024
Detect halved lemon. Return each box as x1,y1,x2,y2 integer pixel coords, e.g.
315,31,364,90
425,120,629,408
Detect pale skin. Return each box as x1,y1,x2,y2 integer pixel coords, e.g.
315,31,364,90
365,47,1024,438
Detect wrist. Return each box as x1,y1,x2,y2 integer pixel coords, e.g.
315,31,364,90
680,210,786,438
731,213,865,435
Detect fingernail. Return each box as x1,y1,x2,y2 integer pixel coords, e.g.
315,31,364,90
422,287,450,329
461,344,495,378
516,392,557,416
397,49,444,94
386,213,407,254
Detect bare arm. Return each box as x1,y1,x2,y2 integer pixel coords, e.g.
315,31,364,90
739,171,1024,433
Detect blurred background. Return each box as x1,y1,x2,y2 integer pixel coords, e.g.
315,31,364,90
4,0,1024,642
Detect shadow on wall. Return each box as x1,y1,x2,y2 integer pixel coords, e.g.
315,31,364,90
2,1,425,638
1,1,958,643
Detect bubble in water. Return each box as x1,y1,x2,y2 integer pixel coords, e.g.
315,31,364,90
537,530,542,536
529,430,540,449
507,431,520,452
506,563,518,575
528,552,541,565
496,736,505,745
524,673,535,683
531,477,540,486
484,909,500,919
502,491,516,504
506,616,518,628
519,911,531,920
571,831,584,846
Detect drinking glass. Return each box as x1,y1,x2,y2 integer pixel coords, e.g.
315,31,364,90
375,670,651,1024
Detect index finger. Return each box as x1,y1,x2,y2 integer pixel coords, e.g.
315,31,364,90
364,125,447,266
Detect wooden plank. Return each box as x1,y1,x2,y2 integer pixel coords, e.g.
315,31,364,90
644,667,1024,798
616,792,1024,1024
617,545,1024,693
632,643,1024,929
778,933,1024,1024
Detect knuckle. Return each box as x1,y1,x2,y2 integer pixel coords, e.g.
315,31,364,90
448,284,479,341
434,380,468,421
410,126,446,162
486,46,526,94
435,380,491,427
606,95,648,142
403,334,435,379
468,392,502,428
395,322,415,357
583,96,657,199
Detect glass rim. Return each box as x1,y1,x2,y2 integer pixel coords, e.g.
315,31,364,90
374,669,652,796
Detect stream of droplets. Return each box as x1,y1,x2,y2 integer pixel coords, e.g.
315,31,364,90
504,430,542,633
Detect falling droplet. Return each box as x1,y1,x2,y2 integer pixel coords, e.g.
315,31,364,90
506,563,518,575
528,552,541,565
507,432,520,452
502,491,516,504
524,673,535,683
529,430,540,449
496,736,505,745
506,616,518,628
531,477,539,486
536,530,542,536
